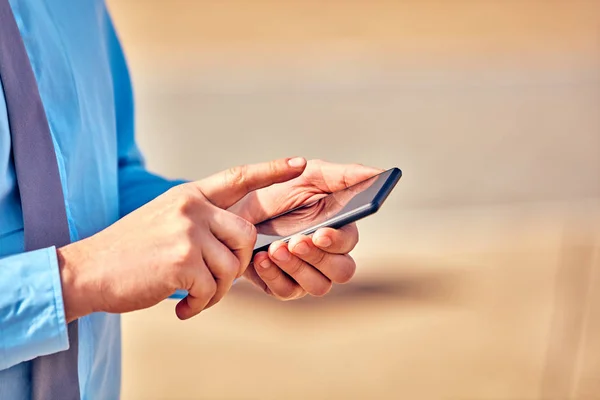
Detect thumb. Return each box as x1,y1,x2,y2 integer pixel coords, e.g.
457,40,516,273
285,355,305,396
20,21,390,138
195,157,306,209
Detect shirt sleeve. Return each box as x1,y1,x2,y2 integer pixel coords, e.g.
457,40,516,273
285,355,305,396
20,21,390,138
105,13,186,218
0,247,69,370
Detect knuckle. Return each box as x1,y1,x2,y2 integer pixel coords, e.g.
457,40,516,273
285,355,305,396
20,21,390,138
223,256,241,279
269,160,281,177
248,224,258,244
232,215,257,246
260,269,278,283
224,165,248,191
342,166,352,188
241,218,257,245
310,249,327,266
173,186,197,216
200,277,218,300
287,258,306,276
173,240,195,267
179,217,196,239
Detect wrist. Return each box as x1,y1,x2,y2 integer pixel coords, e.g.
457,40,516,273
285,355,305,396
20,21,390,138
57,242,96,323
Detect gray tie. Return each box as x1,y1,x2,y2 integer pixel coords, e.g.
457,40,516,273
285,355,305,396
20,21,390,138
0,1,80,399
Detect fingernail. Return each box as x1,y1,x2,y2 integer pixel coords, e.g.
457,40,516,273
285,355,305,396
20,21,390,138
287,157,306,168
259,259,271,269
315,236,332,248
273,246,291,261
293,242,309,255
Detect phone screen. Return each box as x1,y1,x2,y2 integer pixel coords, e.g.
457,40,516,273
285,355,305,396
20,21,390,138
254,168,397,250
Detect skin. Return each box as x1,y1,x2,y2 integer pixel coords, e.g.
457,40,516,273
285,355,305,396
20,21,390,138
231,159,382,300
58,158,381,322
252,173,378,237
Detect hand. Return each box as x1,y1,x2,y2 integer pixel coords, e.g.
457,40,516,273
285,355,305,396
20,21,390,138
58,158,306,321
254,176,378,237
230,159,382,300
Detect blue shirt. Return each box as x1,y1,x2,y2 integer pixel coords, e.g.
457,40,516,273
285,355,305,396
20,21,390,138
0,1,182,398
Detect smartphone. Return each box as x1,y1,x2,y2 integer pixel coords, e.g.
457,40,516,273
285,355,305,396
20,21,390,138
253,167,402,255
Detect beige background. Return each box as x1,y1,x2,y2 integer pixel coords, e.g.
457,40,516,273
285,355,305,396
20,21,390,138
105,1,600,399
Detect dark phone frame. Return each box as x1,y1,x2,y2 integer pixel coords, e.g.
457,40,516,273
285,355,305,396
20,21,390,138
252,167,402,255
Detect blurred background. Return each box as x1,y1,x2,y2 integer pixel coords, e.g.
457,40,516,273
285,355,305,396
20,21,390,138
106,1,600,399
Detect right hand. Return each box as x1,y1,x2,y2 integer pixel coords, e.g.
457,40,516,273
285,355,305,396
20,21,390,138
58,158,307,321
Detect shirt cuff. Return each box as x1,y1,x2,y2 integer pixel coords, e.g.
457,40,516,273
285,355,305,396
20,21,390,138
0,246,69,370
168,279,239,300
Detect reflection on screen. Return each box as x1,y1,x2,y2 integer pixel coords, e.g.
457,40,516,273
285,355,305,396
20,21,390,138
254,169,393,249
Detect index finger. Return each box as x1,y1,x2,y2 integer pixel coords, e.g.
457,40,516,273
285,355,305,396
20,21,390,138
196,157,306,209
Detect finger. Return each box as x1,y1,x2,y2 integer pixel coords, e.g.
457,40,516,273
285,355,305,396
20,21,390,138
313,160,383,192
242,264,270,294
196,157,307,209
253,252,305,300
289,235,357,284
175,262,217,320
269,241,332,297
209,208,257,276
312,223,359,254
202,236,240,309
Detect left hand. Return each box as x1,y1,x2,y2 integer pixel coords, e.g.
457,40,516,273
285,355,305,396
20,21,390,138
230,159,382,300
